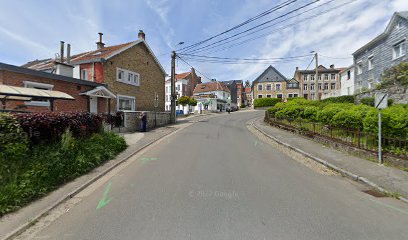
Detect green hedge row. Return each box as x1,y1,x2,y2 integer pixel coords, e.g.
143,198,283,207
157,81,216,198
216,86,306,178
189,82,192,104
267,98,408,139
0,114,127,216
254,98,282,108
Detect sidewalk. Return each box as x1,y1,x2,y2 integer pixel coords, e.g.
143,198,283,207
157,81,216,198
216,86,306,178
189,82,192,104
0,126,178,240
252,118,408,201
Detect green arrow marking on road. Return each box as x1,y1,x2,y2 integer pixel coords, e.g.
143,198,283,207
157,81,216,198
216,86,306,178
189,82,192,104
96,181,113,210
140,157,159,165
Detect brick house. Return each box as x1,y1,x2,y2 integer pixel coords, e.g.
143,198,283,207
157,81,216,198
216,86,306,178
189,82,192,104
252,65,300,100
0,62,114,112
164,68,202,112
24,31,166,112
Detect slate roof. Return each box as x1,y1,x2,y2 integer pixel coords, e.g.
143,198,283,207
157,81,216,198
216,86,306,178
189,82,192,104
296,65,343,74
193,81,230,94
353,11,408,55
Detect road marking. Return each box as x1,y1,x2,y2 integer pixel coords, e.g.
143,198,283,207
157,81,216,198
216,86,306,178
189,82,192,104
140,157,159,165
96,181,113,210
369,198,408,216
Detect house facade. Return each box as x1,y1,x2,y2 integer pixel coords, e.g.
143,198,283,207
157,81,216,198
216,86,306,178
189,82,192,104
24,31,166,112
293,65,343,100
222,80,244,109
340,65,355,96
244,87,252,107
164,68,202,112
252,65,300,100
193,81,231,112
0,62,114,113
353,11,408,93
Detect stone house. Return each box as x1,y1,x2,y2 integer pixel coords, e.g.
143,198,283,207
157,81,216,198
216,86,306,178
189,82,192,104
353,11,408,93
24,31,166,113
252,65,299,100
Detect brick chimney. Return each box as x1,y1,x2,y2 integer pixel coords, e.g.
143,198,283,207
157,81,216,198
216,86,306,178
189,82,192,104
138,30,145,40
295,66,299,71
96,32,105,50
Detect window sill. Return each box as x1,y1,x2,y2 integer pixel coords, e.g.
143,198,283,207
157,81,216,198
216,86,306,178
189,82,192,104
392,54,405,61
117,80,140,86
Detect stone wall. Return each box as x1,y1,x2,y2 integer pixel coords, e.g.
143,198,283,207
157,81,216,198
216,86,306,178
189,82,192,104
355,85,408,104
118,111,171,132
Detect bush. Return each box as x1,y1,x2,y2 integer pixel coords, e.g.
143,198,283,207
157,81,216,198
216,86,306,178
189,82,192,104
15,112,103,144
380,62,408,88
363,105,408,139
321,95,355,104
361,97,375,106
317,104,350,125
331,110,362,129
0,131,127,216
254,98,281,108
302,106,320,122
275,105,304,120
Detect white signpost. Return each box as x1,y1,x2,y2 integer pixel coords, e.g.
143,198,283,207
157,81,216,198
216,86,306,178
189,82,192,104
374,92,388,164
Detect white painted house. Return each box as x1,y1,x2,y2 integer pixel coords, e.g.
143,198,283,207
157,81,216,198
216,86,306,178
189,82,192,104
193,81,231,112
165,78,189,113
340,66,355,96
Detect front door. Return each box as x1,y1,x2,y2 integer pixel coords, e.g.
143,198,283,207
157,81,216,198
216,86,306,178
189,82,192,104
90,96,98,113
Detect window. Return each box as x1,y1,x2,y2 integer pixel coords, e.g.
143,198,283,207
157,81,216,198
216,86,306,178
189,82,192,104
324,74,329,80
81,69,88,80
266,94,272,98
276,84,281,91
303,84,308,90
258,84,263,91
324,83,329,90
287,82,299,89
311,93,315,100
392,41,405,59
347,70,351,80
331,74,336,80
396,21,403,29
368,56,374,70
24,81,54,107
318,83,322,90
288,93,298,98
331,83,336,90
117,95,135,111
303,75,308,81
277,94,283,99
318,75,322,81
310,75,315,81
266,84,272,90
258,94,263,98
117,68,140,86
357,63,363,75
310,83,315,91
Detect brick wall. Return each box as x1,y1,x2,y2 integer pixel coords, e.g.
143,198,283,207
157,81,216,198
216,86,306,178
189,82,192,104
0,70,108,112
103,43,166,112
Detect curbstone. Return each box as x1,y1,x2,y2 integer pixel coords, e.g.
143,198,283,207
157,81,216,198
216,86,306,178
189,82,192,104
250,119,408,205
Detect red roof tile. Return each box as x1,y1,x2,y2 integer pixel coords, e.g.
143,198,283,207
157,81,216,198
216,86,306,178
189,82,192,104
194,81,230,94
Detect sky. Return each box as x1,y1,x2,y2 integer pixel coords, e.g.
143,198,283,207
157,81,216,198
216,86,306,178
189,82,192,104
0,0,407,83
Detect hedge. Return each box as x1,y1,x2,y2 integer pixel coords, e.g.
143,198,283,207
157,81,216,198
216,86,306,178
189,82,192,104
320,95,355,104
254,98,281,108
361,97,394,107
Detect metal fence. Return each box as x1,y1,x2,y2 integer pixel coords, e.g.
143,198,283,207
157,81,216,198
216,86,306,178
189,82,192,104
265,112,408,159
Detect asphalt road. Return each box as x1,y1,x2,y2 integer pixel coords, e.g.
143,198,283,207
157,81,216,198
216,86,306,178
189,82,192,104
18,111,408,240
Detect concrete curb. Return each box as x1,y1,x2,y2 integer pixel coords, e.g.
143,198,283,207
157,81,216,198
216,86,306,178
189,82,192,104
1,127,180,240
250,119,408,205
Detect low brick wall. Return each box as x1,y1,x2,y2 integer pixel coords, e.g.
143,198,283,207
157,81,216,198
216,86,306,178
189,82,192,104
116,111,171,132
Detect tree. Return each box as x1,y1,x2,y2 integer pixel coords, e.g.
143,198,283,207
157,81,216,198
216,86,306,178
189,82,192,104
177,96,190,106
245,80,251,88
189,98,197,106
379,62,408,88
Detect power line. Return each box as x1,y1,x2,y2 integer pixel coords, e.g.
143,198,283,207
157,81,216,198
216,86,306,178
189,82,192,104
319,54,351,59
183,0,336,55
181,0,321,54
177,0,300,52
177,55,213,81
196,0,358,55
178,53,313,61
305,55,315,70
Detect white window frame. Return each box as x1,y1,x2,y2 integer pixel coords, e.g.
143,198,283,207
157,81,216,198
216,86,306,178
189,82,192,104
266,84,272,91
258,94,263,99
324,74,329,80
368,55,374,70
276,84,281,91
117,94,136,111
81,69,88,80
117,67,140,86
303,75,308,81
392,41,406,60
310,75,315,81
266,94,272,98
258,84,263,91
303,84,308,91
23,81,54,107
356,61,363,75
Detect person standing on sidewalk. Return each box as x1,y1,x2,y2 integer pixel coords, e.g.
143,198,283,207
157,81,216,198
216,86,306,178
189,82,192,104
139,112,147,132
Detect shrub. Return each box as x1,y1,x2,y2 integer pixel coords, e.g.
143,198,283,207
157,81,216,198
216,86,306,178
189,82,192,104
317,104,349,125
363,105,408,139
254,98,281,108
15,112,103,144
321,95,355,104
302,106,320,122
361,97,375,106
177,96,190,106
275,105,304,120
0,131,127,216
331,110,362,129
380,62,408,88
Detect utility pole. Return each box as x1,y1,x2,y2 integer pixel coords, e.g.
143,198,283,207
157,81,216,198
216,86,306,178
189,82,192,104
170,51,176,123
315,52,319,100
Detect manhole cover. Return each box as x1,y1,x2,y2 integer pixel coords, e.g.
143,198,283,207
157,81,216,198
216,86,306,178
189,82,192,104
362,189,387,198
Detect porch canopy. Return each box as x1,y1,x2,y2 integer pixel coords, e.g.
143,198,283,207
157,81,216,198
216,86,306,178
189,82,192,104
79,86,116,99
0,84,74,111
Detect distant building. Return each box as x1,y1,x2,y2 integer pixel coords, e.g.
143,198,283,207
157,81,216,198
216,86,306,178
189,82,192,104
353,11,408,93
340,66,355,96
293,65,343,100
221,80,244,108
252,65,299,100
164,68,201,113
244,87,252,106
193,81,231,112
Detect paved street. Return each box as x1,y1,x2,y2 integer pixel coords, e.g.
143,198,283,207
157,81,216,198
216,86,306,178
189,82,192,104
17,111,408,240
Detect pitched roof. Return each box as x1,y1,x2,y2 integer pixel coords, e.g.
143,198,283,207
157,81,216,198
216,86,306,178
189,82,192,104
296,65,344,74
176,72,191,80
24,39,166,74
193,81,230,94
252,65,287,88
353,11,408,55
0,62,104,87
